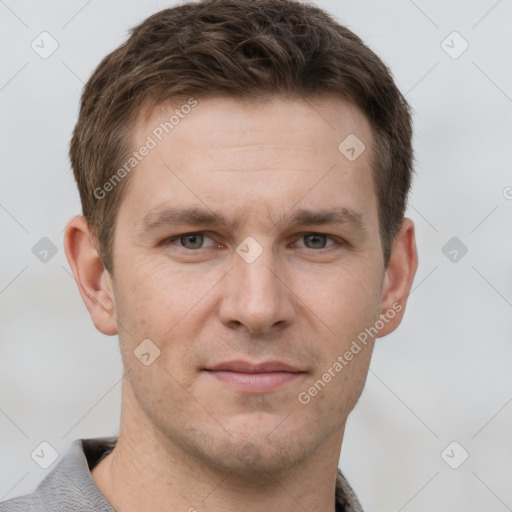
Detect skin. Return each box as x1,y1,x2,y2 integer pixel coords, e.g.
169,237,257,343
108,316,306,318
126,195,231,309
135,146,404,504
64,95,417,512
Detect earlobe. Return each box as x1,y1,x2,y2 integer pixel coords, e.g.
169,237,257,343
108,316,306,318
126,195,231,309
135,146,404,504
378,218,418,337
63,215,119,336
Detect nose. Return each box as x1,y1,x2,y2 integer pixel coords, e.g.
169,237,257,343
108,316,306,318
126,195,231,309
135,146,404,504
218,246,296,334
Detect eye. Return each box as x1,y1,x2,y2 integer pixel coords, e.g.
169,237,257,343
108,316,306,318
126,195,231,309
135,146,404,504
295,233,337,249
165,232,217,250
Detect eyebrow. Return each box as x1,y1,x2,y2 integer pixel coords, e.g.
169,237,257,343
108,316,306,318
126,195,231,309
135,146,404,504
137,205,366,234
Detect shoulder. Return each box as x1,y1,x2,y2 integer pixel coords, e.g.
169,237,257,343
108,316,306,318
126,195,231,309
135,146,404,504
336,468,364,512
0,493,43,511
0,437,117,512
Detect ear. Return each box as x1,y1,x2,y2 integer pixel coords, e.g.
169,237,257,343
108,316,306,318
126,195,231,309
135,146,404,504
63,215,118,336
378,218,418,337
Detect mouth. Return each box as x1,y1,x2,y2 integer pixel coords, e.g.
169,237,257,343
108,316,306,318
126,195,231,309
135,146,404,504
203,360,307,393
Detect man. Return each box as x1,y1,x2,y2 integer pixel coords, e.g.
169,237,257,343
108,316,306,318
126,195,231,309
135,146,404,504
0,0,417,510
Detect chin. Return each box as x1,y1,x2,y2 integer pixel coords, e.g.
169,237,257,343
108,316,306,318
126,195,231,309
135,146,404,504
183,420,320,476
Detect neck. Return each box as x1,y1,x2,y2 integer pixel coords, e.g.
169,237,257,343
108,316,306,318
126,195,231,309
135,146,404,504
91,384,344,512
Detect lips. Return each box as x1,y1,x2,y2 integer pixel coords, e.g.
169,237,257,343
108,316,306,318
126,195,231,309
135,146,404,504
206,360,303,373
204,360,306,393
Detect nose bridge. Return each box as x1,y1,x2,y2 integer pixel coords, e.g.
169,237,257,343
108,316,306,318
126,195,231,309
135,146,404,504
238,250,278,304
220,239,294,332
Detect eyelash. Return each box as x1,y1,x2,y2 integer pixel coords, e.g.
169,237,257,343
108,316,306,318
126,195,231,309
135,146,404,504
162,232,344,251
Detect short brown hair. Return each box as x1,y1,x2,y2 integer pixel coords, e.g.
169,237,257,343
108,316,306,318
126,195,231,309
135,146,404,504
69,0,413,274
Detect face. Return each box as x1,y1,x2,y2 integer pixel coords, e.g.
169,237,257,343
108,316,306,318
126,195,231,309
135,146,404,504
103,95,394,474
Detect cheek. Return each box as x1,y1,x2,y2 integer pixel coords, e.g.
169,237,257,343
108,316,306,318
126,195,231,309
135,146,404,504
113,259,225,380
295,261,383,332
115,259,204,329
113,264,203,400
293,262,381,407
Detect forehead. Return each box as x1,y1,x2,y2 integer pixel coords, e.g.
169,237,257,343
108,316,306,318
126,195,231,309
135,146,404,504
119,95,377,230
133,94,373,167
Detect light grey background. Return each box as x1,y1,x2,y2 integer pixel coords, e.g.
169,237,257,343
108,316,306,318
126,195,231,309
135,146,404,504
1,0,511,510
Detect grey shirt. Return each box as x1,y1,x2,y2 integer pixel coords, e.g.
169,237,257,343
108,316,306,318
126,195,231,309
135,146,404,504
0,437,363,511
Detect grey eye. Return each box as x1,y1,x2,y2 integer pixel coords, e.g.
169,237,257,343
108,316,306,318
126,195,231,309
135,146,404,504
302,233,328,249
180,233,205,249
